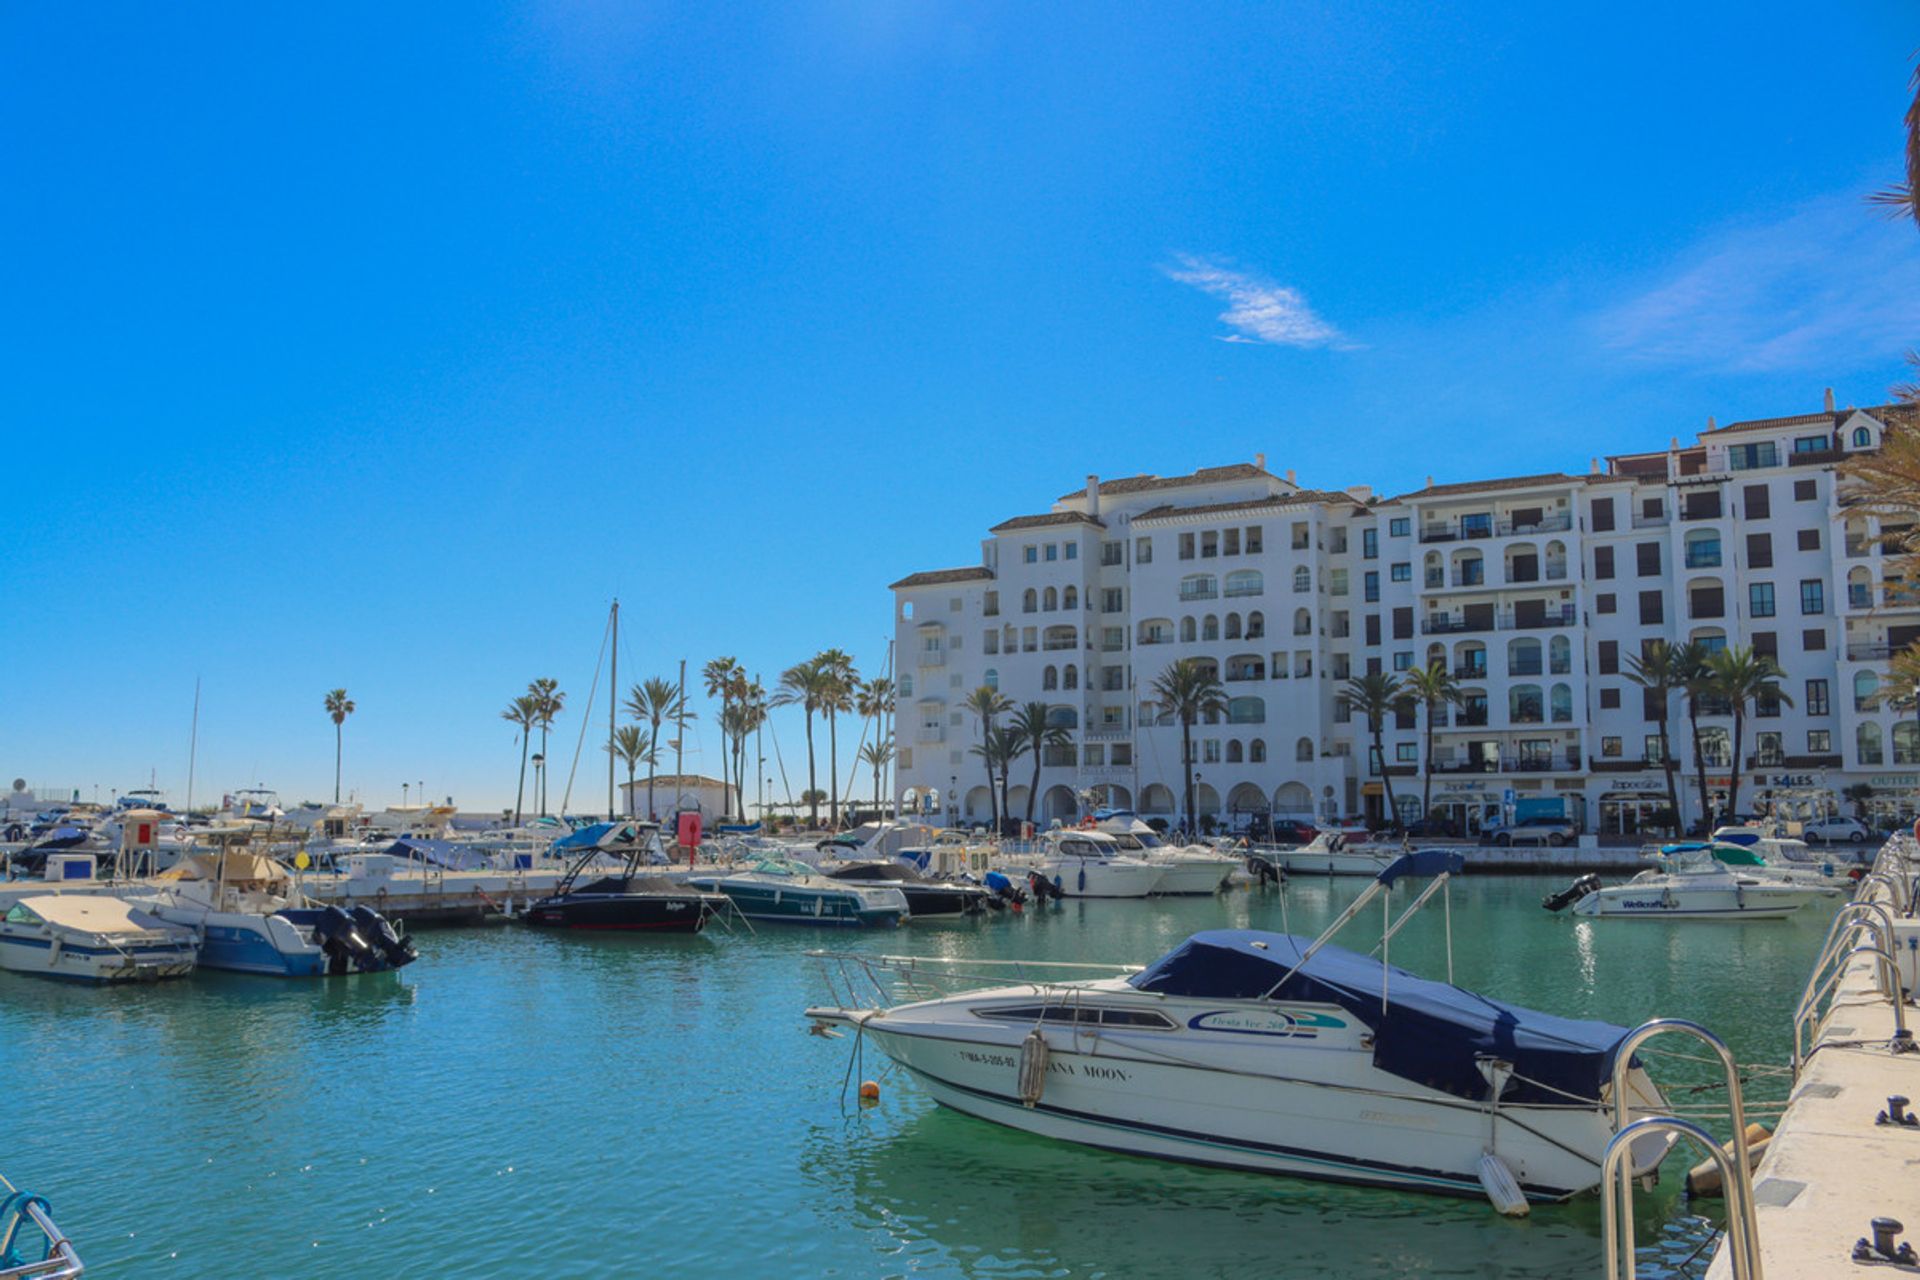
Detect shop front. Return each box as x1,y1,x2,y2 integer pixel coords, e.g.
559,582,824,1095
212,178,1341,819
1597,778,1673,837
1428,781,1505,836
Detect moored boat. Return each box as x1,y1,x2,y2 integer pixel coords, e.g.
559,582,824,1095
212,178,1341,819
0,894,199,983
1544,845,1841,920
688,858,908,927
998,830,1163,898
526,822,725,932
823,861,988,917
1249,831,1397,877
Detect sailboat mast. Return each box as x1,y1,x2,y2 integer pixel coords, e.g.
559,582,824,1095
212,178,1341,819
185,677,201,818
674,658,686,816
608,600,618,820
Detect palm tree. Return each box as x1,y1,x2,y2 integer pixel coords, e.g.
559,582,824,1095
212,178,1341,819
1624,641,1686,836
500,694,539,825
703,657,744,820
1339,672,1409,832
859,739,894,820
732,676,766,823
1400,663,1459,826
961,686,1013,830
856,676,894,819
771,660,832,828
1673,642,1715,832
624,678,686,820
1150,659,1228,831
528,678,564,817
1008,700,1072,825
1706,646,1793,822
1869,59,1919,227
982,724,1023,827
607,725,657,816
815,649,859,829
324,688,355,804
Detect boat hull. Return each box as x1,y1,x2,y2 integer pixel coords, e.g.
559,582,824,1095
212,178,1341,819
1148,858,1236,895
1015,859,1162,898
1573,883,1834,920
0,929,197,983
689,878,906,928
524,893,712,932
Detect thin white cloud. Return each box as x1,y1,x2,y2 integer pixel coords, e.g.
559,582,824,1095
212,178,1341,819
1593,195,1920,372
1162,253,1346,348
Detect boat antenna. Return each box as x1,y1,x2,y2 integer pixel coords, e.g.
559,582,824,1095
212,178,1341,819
754,671,765,829
674,658,686,826
184,676,201,821
609,599,618,822
558,602,613,818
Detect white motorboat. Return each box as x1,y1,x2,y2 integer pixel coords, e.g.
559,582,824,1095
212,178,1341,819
1097,819,1236,894
0,894,199,983
999,830,1164,898
1543,846,1841,920
807,849,1677,1202
1251,831,1397,877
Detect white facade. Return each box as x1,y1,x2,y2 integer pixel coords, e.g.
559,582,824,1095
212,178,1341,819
889,400,1920,834
619,774,739,824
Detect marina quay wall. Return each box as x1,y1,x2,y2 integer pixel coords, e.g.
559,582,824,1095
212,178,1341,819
888,398,1920,835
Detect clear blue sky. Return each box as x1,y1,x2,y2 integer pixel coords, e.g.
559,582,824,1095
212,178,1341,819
4,3,1916,811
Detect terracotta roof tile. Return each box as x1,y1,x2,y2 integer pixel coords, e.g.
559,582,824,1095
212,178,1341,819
888,566,995,590
1131,490,1368,521
1054,462,1274,501
1389,472,1584,502
988,511,1107,532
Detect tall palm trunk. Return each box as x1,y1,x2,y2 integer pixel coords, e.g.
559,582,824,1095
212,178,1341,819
539,723,549,816
1658,705,1682,837
646,713,661,819
1181,717,1196,831
1421,698,1435,820
334,723,343,804
1727,706,1746,821
717,697,730,823
1373,721,1399,829
1026,745,1042,825
803,710,819,827
827,711,839,828
515,734,529,826
1687,697,1708,833
872,759,882,817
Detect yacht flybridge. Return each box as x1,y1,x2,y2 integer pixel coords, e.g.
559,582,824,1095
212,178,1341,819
806,850,1677,1203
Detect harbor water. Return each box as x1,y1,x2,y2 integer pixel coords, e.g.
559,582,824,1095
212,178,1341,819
0,874,1830,1278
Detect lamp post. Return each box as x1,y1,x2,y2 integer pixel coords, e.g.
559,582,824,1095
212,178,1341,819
531,754,544,818
950,775,958,829
402,782,410,807
1194,771,1204,840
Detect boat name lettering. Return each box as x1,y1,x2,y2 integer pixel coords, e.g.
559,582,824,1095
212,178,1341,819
1618,899,1674,910
1189,1009,1344,1037
959,1049,1019,1068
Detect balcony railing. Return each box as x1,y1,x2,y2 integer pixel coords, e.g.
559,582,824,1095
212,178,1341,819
1847,641,1896,661
918,650,945,667
1789,448,1844,466
1417,513,1574,544
1631,511,1671,528
1453,665,1488,680
1179,587,1218,601
1683,552,1723,570
1421,605,1578,635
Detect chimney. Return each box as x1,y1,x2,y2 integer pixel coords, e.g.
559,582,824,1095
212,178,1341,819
1590,457,1600,475
1344,484,1374,503
1425,474,1433,489
1285,468,1297,486
1706,416,1715,432
1255,452,1267,472
1085,475,1100,518
1824,387,1836,413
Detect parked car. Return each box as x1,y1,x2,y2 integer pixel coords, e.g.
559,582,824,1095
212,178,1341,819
1404,816,1462,839
1483,816,1577,847
1801,816,1871,845
1264,818,1320,846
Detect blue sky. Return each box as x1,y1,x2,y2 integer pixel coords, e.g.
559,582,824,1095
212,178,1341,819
4,2,1917,812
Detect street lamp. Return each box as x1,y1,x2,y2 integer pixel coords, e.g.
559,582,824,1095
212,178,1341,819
531,754,545,818
950,775,959,829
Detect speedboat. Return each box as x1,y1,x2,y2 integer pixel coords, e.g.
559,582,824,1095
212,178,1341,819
0,894,199,983
134,849,418,976
999,830,1163,898
1543,845,1841,920
1098,819,1237,895
687,858,908,927
822,861,988,917
1250,831,1397,877
526,822,726,932
1697,839,1859,892
806,850,1677,1202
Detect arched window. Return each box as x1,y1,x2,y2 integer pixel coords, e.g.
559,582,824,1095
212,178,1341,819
1292,566,1311,593
1180,574,1218,601
1228,696,1266,724
1225,612,1243,640
1225,570,1263,598
1043,586,1059,611
1003,624,1016,651
1549,635,1572,675
1896,721,1920,764
1507,637,1542,677
1247,611,1266,639
1859,721,1885,765
1684,528,1721,570
1249,739,1267,763
1022,589,1037,613
1063,665,1079,691
984,668,999,691
1042,665,1058,691
1046,706,1078,729
1202,614,1220,642
1295,737,1314,762
1550,683,1573,723
1855,670,1880,711
1509,684,1544,724
1063,585,1078,610
1180,616,1197,643
1226,740,1244,763
1855,426,1873,448
1293,608,1312,636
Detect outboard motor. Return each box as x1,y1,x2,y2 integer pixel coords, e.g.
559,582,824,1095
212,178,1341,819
1026,870,1065,904
349,905,418,970
982,870,1028,912
1542,874,1602,914
311,905,375,975
1246,854,1284,889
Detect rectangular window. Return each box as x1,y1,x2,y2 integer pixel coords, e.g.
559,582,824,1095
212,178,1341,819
1362,528,1378,560
1364,571,1380,603
1799,579,1825,614
1396,742,1418,762
1392,651,1413,671
1639,590,1664,625
1102,588,1124,613
1794,478,1817,501
1727,442,1779,470
1803,627,1826,651
1178,533,1194,560
1683,490,1723,519
1806,679,1829,716
1752,630,1777,658
1602,735,1623,757
1136,537,1153,564
1045,544,1058,561
1755,731,1783,764
1389,517,1410,538
1597,640,1619,675
1392,607,1413,640
1591,497,1616,532
1690,585,1724,619
1246,527,1264,553
1645,734,1665,762
983,632,999,654
1808,730,1832,753
1600,688,1621,709
984,590,1000,616
1102,541,1122,567
1329,568,1348,596
1797,528,1820,551
1596,592,1616,614
1748,582,1775,617
1203,739,1221,764
1742,483,1771,518
1746,532,1772,568
1594,545,1615,579
1223,528,1240,556
1793,435,1827,454
1757,690,1781,719
1330,527,1348,553
1642,497,1665,520
1363,614,1381,645
1636,542,1661,576
1024,546,1037,563
1390,562,1410,582
1064,543,1077,560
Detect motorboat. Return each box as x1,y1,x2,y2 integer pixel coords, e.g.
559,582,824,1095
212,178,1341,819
0,894,199,983
1543,845,1842,920
806,850,1677,1202
134,849,417,976
823,861,988,917
998,830,1164,898
1249,831,1397,877
687,858,908,928
1097,819,1237,895
1696,839,1860,892
525,822,726,933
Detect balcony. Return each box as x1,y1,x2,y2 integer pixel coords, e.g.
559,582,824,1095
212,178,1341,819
1421,605,1578,635
1631,511,1671,529
1683,551,1723,570
1453,710,1490,727
1847,642,1897,661
1179,587,1218,602
1042,639,1078,652
1417,513,1574,544
1789,448,1845,467
918,650,945,667
1452,665,1488,681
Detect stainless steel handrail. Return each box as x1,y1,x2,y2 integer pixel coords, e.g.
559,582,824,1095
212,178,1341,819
1605,1019,1761,1280
0,1198,84,1279
1792,943,1910,1076
1790,894,1912,1076
1602,1116,1754,1280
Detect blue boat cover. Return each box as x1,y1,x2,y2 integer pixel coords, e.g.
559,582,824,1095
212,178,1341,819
1127,929,1631,1106
384,838,489,870
1375,848,1465,885
552,822,627,852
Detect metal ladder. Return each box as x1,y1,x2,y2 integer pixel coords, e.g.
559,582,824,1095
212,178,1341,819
1600,1019,1762,1280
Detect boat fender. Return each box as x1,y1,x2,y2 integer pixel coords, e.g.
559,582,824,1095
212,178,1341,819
858,1080,880,1103
1077,866,1087,893
1017,1029,1049,1108
1476,1152,1529,1217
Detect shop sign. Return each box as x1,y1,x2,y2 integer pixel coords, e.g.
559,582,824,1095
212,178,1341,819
1605,779,1666,793
1869,774,1920,789
1763,773,1821,787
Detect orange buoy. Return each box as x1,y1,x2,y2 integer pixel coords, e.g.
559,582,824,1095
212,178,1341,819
859,1080,881,1101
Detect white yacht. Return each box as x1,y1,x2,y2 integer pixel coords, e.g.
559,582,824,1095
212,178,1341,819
807,850,1677,1202
1252,831,1398,877
1544,846,1841,920
0,894,199,983
1097,819,1236,894
999,829,1164,898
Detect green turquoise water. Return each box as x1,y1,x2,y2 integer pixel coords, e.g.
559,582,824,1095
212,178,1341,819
0,876,1829,1278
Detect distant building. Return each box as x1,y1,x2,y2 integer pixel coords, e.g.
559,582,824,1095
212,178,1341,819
888,395,1920,835
618,774,739,823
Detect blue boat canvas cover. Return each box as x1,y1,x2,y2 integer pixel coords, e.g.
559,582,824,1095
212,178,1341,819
1128,930,1632,1106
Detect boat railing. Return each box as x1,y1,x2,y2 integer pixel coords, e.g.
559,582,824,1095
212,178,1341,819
1600,1019,1760,1280
0,1176,83,1279
806,950,1136,1009
1790,900,1912,1077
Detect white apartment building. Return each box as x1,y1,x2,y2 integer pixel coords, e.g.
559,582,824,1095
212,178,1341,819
889,397,1920,835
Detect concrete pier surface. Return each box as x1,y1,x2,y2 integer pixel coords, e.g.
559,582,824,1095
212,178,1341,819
1705,854,1920,1278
